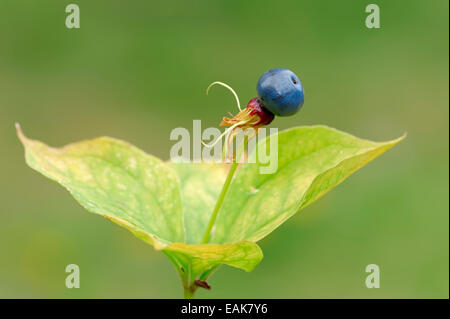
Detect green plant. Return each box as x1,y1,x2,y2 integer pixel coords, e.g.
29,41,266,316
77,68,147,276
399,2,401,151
17,122,404,298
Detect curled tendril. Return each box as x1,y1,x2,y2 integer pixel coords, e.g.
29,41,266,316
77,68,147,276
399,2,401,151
206,81,242,111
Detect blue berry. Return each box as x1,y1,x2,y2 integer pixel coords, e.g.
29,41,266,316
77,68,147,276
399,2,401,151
257,68,304,116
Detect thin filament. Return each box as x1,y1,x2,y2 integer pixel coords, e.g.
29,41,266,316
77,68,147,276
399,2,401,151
201,120,247,148
206,81,242,111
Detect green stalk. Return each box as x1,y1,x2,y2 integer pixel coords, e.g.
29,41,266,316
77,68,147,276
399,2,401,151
184,287,195,299
201,160,239,243
201,137,248,244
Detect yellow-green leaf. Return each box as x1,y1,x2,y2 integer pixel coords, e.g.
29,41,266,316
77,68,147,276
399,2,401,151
17,124,403,297
168,162,227,244
17,126,184,246
211,126,405,243
17,125,263,290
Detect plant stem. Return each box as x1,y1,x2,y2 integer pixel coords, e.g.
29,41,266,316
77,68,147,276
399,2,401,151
201,160,239,243
184,287,195,299
201,137,248,244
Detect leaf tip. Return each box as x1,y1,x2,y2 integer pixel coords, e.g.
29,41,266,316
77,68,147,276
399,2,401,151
15,122,27,145
376,132,407,150
15,122,22,135
390,132,407,146
400,131,408,140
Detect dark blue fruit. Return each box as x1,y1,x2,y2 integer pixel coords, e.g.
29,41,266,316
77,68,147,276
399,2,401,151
257,68,304,116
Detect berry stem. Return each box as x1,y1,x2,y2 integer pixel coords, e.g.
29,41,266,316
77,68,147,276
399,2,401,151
201,137,248,244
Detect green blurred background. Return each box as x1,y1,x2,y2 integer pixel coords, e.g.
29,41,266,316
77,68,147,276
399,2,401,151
0,0,448,298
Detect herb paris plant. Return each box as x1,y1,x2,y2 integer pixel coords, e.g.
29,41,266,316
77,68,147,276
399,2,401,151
16,69,405,298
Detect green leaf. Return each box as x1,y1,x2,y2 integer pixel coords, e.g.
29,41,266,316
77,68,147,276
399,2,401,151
164,241,262,275
17,124,403,296
211,125,405,243
165,162,263,292
17,126,184,246
16,125,263,293
168,162,227,244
